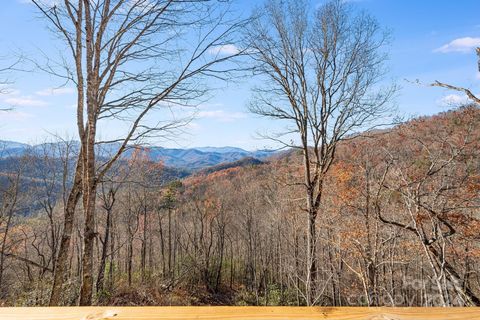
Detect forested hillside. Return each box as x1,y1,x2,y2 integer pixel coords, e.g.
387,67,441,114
1,106,478,306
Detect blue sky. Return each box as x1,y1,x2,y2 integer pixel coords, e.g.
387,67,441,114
0,0,479,150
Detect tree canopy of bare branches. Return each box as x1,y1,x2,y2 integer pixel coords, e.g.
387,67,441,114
31,0,248,305
0,57,22,111
245,0,395,305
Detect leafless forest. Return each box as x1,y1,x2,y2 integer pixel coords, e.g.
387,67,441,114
0,0,479,307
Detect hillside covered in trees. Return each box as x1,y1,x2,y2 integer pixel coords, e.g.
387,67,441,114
1,106,479,306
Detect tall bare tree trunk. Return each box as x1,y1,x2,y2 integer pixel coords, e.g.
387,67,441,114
49,160,82,306
79,186,97,305
306,208,317,305
79,123,98,305
141,196,147,283
158,212,166,277
168,207,172,281
0,196,17,296
96,189,114,296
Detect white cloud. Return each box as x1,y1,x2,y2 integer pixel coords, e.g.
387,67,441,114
35,87,74,96
0,87,20,96
434,37,480,53
208,44,240,55
437,94,470,107
0,111,33,121
1,88,49,107
4,97,48,107
198,110,247,122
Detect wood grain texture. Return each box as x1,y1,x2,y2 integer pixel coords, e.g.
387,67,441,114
0,307,479,320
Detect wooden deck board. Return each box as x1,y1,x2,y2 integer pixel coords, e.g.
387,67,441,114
0,307,479,320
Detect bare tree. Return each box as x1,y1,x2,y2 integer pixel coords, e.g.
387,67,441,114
95,168,122,298
378,120,480,306
0,57,21,111
431,47,480,105
31,0,247,305
246,0,395,305
0,158,22,295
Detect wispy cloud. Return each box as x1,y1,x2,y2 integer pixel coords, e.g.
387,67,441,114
4,97,48,107
208,44,240,55
0,110,34,121
0,87,20,96
434,37,480,53
198,110,247,122
35,87,74,96
437,94,470,107
1,88,50,107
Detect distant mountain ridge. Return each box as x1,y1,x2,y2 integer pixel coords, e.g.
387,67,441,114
0,140,276,170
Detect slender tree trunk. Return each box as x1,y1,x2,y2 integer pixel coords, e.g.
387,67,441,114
141,198,147,282
215,224,225,291
108,222,115,291
0,206,15,296
50,0,85,305
306,208,317,306
79,186,97,305
428,246,480,306
168,208,172,280
49,160,82,306
127,240,133,287
79,126,98,305
302,141,321,306
293,232,300,305
96,203,113,295
158,213,166,277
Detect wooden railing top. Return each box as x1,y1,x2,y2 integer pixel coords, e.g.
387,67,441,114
0,307,479,320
